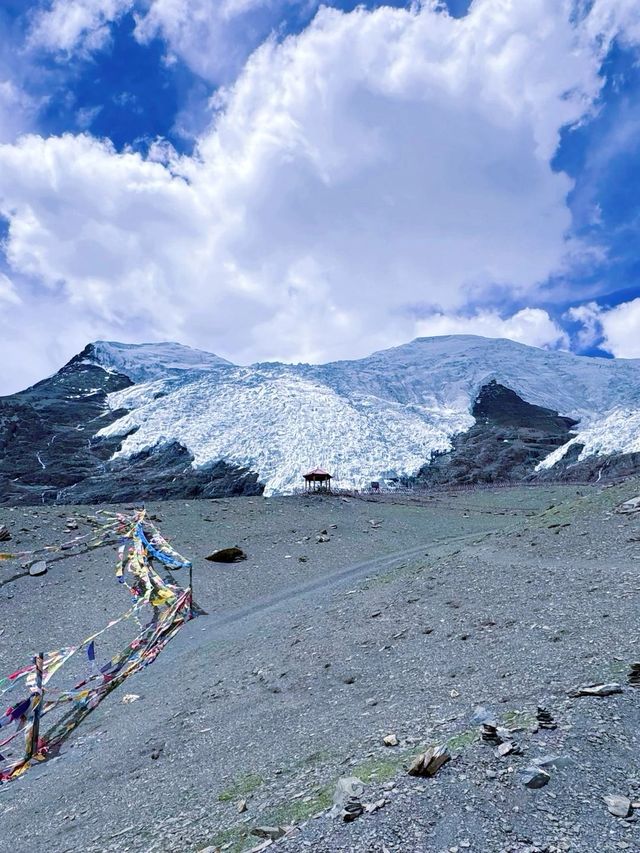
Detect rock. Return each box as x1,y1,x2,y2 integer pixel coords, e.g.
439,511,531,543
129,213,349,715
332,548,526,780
497,741,519,757
383,734,399,747
316,535,330,543
121,693,141,704
521,766,551,789
251,826,287,840
603,794,633,818
407,745,451,778
570,682,623,697
29,560,47,577
365,798,387,814
298,556,308,563
481,724,502,744
628,663,640,687
237,799,248,813
536,706,557,729
205,547,247,563
0,524,11,542
331,777,365,821
342,799,364,822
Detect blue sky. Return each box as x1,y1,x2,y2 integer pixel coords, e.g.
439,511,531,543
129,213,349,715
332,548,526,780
0,0,639,391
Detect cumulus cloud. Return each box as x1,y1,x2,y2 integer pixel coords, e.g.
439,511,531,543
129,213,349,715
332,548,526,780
29,0,302,83
415,308,569,350
28,0,135,56
568,298,640,358
133,0,298,83
0,0,639,391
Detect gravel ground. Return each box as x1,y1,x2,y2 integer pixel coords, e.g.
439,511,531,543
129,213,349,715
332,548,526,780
0,482,638,853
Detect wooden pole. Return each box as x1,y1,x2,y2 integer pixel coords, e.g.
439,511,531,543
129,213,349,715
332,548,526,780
188,563,193,620
29,652,44,760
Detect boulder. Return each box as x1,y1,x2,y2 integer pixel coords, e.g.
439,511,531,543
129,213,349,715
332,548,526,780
205,547,247,563
603,794,633,818
29,560,47,577
407,745,451,778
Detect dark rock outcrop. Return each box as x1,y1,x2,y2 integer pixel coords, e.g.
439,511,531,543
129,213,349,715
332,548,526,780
416,381,579,486
0,358,263,506
58,441,263,504
0,361,133,505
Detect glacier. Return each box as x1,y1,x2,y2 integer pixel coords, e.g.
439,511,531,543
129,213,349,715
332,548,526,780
93,335,640,495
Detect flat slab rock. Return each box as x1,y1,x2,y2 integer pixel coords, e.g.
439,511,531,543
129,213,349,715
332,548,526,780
29,560,47,576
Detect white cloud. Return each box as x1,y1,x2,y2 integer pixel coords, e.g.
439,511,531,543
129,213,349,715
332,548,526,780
415,308,569,350
28,0,134,55
0,272,20,305
133,0,296,83
569,298,640,358
0,79,39,143
1,0,639,391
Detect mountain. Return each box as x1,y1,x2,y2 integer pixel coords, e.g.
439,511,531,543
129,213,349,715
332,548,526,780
1,335,639,504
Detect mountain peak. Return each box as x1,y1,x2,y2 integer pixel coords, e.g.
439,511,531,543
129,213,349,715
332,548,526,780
70,340,233,384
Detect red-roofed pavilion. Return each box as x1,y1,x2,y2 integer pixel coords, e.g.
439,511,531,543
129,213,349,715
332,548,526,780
303,468,332,492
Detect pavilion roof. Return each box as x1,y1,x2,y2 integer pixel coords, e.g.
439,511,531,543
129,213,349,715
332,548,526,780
303,467,332,478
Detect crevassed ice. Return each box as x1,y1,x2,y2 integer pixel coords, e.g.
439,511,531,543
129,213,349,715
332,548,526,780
95,335,640,492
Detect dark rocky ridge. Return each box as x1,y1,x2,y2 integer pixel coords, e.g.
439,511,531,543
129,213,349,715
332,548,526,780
0,357,263,505
415,381,580,486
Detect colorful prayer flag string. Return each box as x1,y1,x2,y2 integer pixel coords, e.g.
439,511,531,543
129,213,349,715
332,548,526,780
0,509,195,783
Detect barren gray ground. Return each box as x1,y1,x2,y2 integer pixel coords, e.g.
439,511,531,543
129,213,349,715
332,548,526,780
0,483,639,853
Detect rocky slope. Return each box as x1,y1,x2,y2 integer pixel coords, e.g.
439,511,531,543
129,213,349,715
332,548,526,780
1,335,640,504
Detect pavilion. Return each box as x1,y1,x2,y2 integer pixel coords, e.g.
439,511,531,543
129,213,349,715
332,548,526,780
303,467,333,492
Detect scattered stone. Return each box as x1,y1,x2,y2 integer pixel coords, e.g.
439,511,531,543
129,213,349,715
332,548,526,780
365,798,387,814
316,535,330,543
342,799,364,822
298,556,308,563
481,724,502,744
121,693,141,704
237,799,248,813
570,682,623,698
0,524,11,542
628,663,640,688
251,826,287,840
616,495,640,514
536,707,557,729
343,675,356,684
521,766,551,789
331,777,365,822
407,745,451,778
603,794,633,818
383,734,399,747
497,741,519,757
29,560,47,577
205,547,247,563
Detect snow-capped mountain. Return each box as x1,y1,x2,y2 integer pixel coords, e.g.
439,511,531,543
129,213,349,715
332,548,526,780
70,341,232,383
2,335,639,505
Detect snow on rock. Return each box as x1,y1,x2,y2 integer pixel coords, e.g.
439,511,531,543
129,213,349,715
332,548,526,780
82,341,232,383
537,408,640,472
96,335,640,493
